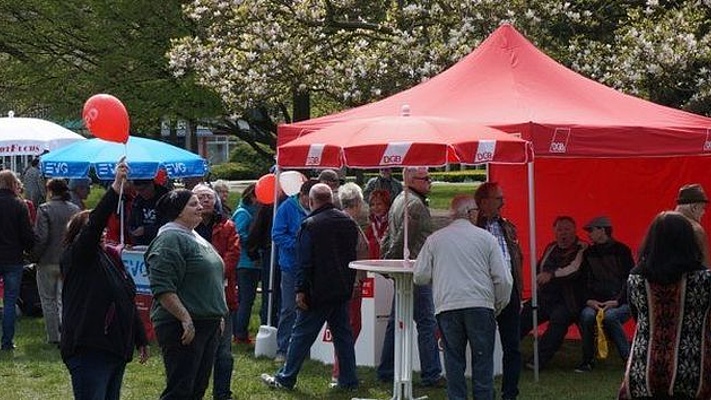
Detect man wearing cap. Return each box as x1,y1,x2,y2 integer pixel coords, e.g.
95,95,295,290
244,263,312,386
675,183,710,266
129,179,169,245
575,216,634,372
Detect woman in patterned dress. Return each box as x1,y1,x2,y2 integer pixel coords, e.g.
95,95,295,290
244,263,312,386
619,211,711,400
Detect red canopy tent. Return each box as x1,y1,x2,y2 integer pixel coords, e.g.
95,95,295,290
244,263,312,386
278,113,533,168
279,24,711,298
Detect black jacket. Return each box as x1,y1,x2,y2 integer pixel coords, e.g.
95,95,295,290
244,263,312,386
60,187,147,362
128,185,169,245
295,204,358,308
0,189,35,264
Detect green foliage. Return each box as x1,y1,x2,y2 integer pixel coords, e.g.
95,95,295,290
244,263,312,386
363,169,487,184
0,0,224,132
427,182,479,210
208,141,273,180
210,163,261,181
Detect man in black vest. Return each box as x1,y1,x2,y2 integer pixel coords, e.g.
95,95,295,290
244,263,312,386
261,183,360,391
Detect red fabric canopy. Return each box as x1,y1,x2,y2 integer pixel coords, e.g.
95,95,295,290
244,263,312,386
278,115,533,168
278,24,711,297
279,25,711,157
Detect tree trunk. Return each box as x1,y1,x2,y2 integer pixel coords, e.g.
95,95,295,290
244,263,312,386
293,90,310,122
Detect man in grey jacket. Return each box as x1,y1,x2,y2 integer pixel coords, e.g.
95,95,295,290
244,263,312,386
414,194,512,400
32,179,80,344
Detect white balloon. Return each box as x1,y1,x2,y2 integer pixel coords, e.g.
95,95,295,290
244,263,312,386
279,170,306,196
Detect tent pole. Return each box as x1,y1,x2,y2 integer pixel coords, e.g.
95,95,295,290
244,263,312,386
527,161,539,382
267,167,280,327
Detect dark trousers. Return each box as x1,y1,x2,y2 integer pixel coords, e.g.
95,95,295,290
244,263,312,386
65,349,127,400
520,300,576,368
213,314,234,400
497,289,521,399
259,249,281,327
155,319,221,400
275,301,357,388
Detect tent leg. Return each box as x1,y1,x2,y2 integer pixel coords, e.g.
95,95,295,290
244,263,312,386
267,167,280,327
527,162,539,382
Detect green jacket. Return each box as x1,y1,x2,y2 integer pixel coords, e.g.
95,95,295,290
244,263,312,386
145,224,227,326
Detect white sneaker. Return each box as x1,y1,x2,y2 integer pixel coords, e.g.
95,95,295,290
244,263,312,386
260,373,286,390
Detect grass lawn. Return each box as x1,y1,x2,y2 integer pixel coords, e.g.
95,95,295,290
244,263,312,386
60,181,626,399
1,309,626,399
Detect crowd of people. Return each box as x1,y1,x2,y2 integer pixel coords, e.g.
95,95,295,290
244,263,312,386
0,161,710,399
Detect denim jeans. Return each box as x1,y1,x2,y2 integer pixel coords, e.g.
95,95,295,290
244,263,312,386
213,314,234,400
36,263,63,343
276,270,297,357
377,283,442,385
0,264,23,349
497,288,521,399
438,308,496,400
234,268,260,340
274,301,357,389
64,349,127,400
155,319,221,400
260,249,281,327
579,304,631,362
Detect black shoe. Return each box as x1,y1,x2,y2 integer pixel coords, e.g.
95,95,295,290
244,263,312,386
574,362,593,373
329,382,358,392
420,376,446,388
0,344,16,351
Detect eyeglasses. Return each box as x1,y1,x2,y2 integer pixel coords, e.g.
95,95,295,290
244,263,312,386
413,176,432,182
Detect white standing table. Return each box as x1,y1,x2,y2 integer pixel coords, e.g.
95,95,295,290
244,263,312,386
350,259,426,400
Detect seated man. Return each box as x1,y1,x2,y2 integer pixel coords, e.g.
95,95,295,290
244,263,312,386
575,216,634,372
520,216,586,370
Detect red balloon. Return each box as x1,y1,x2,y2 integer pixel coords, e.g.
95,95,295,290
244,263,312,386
255,173,276,205
83,94,130,143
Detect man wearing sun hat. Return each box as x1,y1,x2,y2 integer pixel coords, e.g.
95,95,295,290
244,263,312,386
674,183,710,266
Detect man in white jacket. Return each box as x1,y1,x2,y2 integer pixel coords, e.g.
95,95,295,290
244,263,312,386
414,194,512,400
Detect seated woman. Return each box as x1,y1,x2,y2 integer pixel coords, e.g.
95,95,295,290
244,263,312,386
60,159,149,400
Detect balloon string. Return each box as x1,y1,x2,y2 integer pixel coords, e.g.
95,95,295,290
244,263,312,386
117,143,128,245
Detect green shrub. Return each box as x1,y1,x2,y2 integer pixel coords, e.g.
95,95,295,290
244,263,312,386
210,162,260,180
362,168,487,183
209,141,273,180
228,142,273,172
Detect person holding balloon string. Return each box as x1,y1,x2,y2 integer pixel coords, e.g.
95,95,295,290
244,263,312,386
60,157,150,400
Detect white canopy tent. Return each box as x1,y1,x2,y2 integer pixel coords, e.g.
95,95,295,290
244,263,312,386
0,113,86,172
